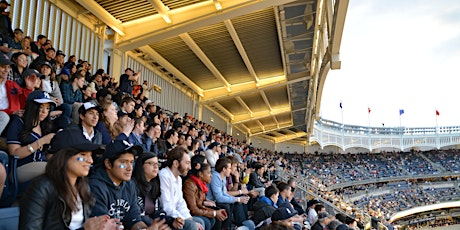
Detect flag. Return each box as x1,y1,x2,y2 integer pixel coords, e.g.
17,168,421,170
436,110,440,116
339,102,342,109
399,109,404,115
368,107,371,114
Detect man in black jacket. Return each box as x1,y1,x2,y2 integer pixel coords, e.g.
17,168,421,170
251,185,279,227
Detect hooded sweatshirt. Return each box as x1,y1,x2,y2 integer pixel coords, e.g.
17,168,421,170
89,166,143,230
251,196,277,226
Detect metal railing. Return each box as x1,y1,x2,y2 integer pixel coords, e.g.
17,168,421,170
311,118,460,151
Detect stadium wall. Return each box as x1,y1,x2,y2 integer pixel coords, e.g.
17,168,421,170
201,106,228,134
10,0,104,69
251,137,274,150
125,55,195,116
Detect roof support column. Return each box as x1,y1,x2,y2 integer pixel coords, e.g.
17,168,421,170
110,48,123,82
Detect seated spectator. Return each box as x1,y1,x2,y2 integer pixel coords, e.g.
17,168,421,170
119,96,136,116
77,102,102,144
20,36,33,60
129,118,151,152
7,90,55,183
94,87,112,106
53,50,65,76
270,206,299,229
207,157,251,229
80,85,93,103
89,140,168,230
252,185,279,227
8,51,28,86
159,146,205,230
60,73,84,124
38,61,73,120
30,34,46,55
184,158,227,230
88,71,103,96
21,68,42,97
94,101,118,145
7,28,24,53
249,162,271,196
276,182,292,207
0,54,25,134
287,178,305,215
311,212,335,230
30,47,55,70
164,129,178,152
144,122,164,156
307,200,321,225
59,62,76,85
133,151,174,227
115,110,135,140
19,126,117,229
205,142,220,169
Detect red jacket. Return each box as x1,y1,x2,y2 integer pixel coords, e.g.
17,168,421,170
1,80,25,115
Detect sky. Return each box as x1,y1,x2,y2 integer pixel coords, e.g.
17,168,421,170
320,0,460,128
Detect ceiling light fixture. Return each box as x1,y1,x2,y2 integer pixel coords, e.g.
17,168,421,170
213,0,222,10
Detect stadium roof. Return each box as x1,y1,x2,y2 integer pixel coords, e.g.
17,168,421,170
70,0,349,144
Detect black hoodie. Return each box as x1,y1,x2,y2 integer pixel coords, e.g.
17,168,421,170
89,166,143,230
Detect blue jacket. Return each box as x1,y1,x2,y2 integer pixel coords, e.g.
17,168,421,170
206,170,235,204
89,167,143,230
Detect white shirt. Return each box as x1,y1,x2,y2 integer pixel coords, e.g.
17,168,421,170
205,149,219,168
82,126,94,141
69,196,84,230
159,167,192,219
308,208,318,225
0,80,8,110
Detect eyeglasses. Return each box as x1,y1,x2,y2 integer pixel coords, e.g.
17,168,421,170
144,162,159,168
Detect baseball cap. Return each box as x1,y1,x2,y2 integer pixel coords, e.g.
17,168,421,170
49,126,102,154
27,90,56,105
271,206,298,221
22,69,43,79
79,102,102,115
40,61,52,68
0,54,13,65
56,50,66,57
103,140,143,159
0,1,10,6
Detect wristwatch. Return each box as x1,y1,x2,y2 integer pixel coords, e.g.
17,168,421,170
27,144,34,153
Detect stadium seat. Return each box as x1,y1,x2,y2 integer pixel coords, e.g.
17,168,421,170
0,206,19,230
0,151,18,208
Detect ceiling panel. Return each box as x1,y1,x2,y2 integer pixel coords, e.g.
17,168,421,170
219,98,247,116
240,93,269,113
188,23,254,85
231,9,283,80
264,86,289,108
95,0,155,22
150,37,221,90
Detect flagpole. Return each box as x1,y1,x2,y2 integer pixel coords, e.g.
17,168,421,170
399,109,403,151
340,102,344,151
368,107,372,152
435,109,440,149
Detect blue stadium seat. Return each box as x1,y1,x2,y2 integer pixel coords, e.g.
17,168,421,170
0,206,19,230
0,151,18,208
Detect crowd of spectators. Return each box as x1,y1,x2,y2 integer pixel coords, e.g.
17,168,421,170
0,2,459,229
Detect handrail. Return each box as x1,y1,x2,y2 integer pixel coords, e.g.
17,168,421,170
326,172,459,190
